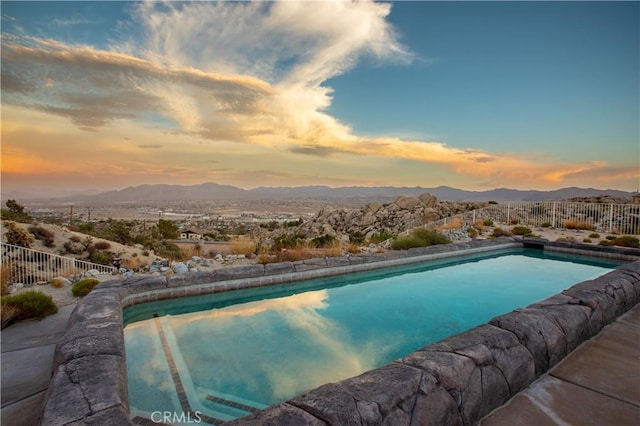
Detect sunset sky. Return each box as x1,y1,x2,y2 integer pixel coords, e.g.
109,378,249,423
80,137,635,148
1,0,638,197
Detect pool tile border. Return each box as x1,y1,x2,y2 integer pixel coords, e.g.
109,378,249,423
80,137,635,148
37,238,640,425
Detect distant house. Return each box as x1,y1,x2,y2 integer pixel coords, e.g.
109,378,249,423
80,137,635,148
180,229,202,240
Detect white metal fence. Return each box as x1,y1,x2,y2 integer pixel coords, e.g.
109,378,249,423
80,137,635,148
427,202,640,235
1,243,117,285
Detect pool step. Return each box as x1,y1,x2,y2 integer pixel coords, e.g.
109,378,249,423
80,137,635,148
205,394,262,414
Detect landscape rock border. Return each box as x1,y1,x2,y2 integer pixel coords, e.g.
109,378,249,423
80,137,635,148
37,238,640,425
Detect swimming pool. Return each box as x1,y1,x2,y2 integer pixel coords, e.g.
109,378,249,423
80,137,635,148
124,248,622,424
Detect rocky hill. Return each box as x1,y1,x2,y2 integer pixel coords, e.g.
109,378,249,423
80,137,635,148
296,193,485,241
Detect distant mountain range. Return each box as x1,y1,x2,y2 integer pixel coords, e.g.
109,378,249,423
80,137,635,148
32,183,633,204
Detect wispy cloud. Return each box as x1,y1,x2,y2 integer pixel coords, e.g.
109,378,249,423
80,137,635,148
50,17,98,26
1,1,634,191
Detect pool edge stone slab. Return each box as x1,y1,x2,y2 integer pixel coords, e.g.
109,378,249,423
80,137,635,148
38,240,640,425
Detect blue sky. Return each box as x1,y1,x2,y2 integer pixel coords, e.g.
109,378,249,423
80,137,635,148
1,1,638,194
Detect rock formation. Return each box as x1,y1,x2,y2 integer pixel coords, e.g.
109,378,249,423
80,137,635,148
295,193,485,241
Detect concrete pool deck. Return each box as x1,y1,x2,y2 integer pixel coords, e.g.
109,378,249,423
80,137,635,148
1,304,77,426
480,303,640,425
4,238,639,425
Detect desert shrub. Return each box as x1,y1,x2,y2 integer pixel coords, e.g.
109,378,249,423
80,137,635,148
258,246,312,264
492,228,512,238
1,303,20,329
467,228,479,238
230,237,257,256
1,290,58,321
62,241,85,255
509,218,520,225
260,220,280,231
310,234,337,248
142,250,150,257
589,233,601,239
69,235,82,243
71,278,100,297
258,253,276,264
278,247,312,262
4,221,34,248
583,238,592,243
391,229,450,250
28,225,55,247
438,217,463,231
563,220,594,231
89,251,113,266
483,219,494,226
369,231,393,244
346,243,362,254
50,277,66,288
93,240,111,250
541,222,552,228
556,236,578,243
1,263,10,296
284,218,303,228
348,231,366,245
602,236,640,248
606,235,617,240
151,241,183,261
511,226,532,236
271,234,305,251
123,257,142,271
321,242,342,257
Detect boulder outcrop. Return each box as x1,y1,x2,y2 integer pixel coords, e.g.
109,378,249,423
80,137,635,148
297,193,485,239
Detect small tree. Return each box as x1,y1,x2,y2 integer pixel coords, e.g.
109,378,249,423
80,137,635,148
1,200,32,223
157,219,179,240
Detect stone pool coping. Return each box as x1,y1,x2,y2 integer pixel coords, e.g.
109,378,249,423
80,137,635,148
37,238,640,425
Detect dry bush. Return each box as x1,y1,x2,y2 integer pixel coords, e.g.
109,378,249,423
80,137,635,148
4,221,34,248
181,244,203,259
28,224,55,247
321,242,343,257
50,277,66,288
491,227,512,238
1,263,11,296
563,220,594,231
556,236,578,243
93,240,111,250
345,243,362,254
230,237,256,256
258,253,275,264
257,245,275,264
278,247,312,262
1,304,20,329
474,219,487,232
123,256,142,270
437,217,463,231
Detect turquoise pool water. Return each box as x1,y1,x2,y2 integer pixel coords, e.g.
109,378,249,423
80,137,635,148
124,249,622,424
